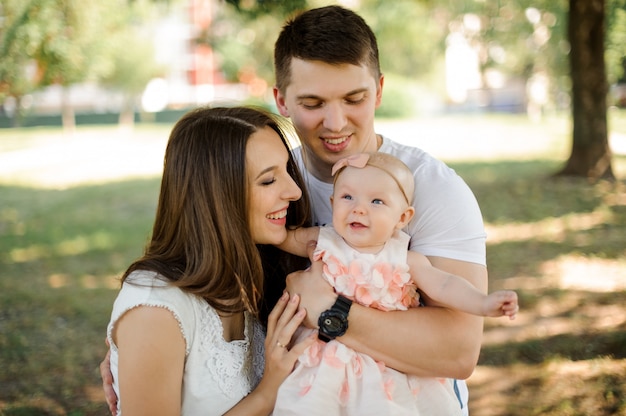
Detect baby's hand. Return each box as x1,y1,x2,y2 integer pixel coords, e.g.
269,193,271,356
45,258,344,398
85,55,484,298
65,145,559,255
487,290,519,320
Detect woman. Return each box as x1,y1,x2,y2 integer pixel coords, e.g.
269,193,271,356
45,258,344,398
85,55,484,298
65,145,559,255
106,106,315,415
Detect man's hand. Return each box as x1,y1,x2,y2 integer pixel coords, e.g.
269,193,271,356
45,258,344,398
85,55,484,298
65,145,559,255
284,241,336,328
100,338,118,415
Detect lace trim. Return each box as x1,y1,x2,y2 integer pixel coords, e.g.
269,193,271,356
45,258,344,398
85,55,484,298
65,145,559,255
197,303,265,399
107,303,188,354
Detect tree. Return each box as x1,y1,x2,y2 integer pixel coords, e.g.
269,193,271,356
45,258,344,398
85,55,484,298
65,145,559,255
99,2,164,128
0,0,53,126
606,0,626,85
556,0,614,180
0,0,121,130
33,0,121,132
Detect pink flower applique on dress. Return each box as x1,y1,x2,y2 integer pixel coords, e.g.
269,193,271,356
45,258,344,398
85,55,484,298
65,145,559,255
298,372,316,396
383,376,396,400
339,378,351,406
351,354,364,379
317,251,348,287
407,376,422,396
322,342,346,369
299,339,323,367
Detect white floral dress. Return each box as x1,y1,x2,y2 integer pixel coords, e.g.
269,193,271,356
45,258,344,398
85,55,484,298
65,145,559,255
273,227,463,416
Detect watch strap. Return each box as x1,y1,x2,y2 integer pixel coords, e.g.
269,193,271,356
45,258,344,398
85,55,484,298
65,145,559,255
318,295,352,342
333,294,352,315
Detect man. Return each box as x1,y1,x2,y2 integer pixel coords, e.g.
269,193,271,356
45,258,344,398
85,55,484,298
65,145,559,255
273,5,487,414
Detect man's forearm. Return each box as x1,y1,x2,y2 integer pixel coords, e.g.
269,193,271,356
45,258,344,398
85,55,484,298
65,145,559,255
338,258,487,379
338,304,483,379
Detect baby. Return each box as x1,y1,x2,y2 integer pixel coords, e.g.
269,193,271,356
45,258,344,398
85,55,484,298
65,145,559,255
273,152,518,415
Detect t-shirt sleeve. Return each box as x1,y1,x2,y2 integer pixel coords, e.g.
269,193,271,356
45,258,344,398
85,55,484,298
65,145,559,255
406,160,486,265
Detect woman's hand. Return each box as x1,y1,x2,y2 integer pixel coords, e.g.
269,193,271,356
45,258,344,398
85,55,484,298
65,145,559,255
265,292,315,383
99,338,118,416
225,292,315,415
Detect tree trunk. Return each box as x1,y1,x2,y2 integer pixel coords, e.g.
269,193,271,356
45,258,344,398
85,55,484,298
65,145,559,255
118,94,136,131
61,87,76,137
557,0,614,180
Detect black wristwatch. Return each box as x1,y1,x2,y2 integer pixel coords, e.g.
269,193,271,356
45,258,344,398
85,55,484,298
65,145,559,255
317,295,352,342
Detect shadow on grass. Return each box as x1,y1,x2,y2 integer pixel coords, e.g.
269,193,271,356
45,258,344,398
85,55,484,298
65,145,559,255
450,159,625,223
2,408,58,416
480,329,626,366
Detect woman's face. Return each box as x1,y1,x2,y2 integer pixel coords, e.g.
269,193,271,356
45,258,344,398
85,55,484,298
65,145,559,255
246,126,302,245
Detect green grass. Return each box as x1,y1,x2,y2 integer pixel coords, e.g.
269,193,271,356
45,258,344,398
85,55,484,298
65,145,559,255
0,114,625,415
0,179,160,416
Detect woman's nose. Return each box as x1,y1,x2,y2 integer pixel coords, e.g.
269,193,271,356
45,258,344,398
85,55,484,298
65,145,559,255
285,175,302,201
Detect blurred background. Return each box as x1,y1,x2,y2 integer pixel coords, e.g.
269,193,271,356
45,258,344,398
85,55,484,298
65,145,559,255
0,0,624,128
1,0,625,415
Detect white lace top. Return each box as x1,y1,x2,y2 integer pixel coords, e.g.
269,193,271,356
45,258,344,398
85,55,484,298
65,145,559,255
107,270,266,415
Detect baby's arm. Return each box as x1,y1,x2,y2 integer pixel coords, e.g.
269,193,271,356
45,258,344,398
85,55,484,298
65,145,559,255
277,226,320,257
407,251,519,320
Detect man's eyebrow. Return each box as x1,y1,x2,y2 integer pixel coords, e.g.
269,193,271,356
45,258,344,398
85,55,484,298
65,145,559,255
296,94,322,100
296,88,369,100
344,87,369,96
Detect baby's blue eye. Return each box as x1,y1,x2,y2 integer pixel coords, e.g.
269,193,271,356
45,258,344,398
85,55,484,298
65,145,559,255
372,199,384,205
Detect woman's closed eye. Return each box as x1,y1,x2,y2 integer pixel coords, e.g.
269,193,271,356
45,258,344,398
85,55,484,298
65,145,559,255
260,177,277,186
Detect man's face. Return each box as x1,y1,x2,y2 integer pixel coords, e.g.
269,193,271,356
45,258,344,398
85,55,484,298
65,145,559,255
274,58,384,182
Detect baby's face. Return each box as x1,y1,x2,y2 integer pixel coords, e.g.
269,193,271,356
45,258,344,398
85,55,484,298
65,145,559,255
331,165,410,254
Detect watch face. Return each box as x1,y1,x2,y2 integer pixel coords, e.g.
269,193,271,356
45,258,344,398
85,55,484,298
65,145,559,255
319,310,348,338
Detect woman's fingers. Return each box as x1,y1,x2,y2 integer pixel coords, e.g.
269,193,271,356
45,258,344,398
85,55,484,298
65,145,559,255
266,292,289,340
287,331,316,357
268,294,302,348
268,307,315,370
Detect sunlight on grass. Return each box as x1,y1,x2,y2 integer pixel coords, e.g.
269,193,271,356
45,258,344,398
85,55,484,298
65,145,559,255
469,359,626,416
0,125,168,189
485,209,626,292
543,255,626,291
9,231,117,262
47,272,119,289
485,209,613,244
1,114,624,189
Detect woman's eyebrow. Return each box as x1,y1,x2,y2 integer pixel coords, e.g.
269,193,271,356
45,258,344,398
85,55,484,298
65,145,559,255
255,165,277,180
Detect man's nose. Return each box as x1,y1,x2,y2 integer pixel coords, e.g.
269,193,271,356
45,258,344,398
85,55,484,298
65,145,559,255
323,102,347,132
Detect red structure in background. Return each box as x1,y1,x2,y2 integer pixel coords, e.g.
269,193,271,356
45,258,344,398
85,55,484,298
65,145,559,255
187,0,217,86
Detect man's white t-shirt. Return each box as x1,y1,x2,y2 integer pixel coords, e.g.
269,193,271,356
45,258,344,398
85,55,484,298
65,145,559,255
293,135,487,415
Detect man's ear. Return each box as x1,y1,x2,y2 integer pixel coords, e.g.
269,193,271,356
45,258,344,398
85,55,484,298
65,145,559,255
396,206,415,229
273,86,289,117
374,73,384,109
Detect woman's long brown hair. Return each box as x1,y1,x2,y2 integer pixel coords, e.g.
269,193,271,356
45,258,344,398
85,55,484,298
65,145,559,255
122,106,311,320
